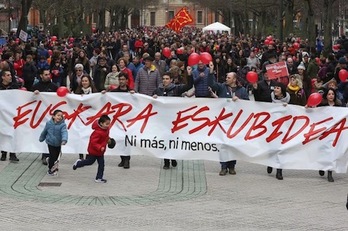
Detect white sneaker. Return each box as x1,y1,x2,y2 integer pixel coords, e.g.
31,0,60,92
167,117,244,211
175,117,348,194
95,179,107,183
72,159,81,170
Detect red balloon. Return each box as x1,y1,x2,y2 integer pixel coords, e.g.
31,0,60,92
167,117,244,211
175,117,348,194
200,52,212,64
162,47,171,58
246,71,258,83
188,52,200,66
176,48,183,55
307,93,322,107
48,50,53,56
69,37,74,43
264,39,270,45
339,69,348,82
51,36,57,41
266,36,273,41
293,42,300,49
56,86,69,97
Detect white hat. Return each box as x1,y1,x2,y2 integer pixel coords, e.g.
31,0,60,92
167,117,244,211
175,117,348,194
302,52,309,58
297,63,306,70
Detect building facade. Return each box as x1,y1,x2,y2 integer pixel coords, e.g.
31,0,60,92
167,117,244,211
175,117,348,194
134,0,222,28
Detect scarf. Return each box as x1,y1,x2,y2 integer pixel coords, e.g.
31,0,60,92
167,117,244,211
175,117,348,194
82,87,92,94
287,85,300,93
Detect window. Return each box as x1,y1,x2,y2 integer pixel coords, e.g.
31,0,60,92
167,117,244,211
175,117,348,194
150,12,156,26
197,11,203,24
168,11,174,21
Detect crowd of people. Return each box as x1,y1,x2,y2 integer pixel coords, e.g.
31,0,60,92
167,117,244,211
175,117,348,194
1,26,348,183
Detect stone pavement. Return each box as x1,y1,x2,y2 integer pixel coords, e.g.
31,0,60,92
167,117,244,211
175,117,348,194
0,152,347,231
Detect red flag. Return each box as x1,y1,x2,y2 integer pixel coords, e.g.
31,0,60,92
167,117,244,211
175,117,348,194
165,7,193,33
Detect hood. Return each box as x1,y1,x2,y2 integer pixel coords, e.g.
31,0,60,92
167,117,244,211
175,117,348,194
92,119,107,131
271,92,290,104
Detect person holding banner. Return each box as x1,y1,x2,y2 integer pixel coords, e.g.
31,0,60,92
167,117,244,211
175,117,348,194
74,74,98,160
317,88,345,182
269,82,290,180
153,67,194,169
110,72,135,169
32,68,59,165
0,70,20,162
207,62,249,176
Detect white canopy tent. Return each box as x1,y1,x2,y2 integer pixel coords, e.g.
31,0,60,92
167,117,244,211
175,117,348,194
202,22,231,34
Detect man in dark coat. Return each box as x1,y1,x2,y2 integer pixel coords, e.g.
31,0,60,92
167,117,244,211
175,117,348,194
31,68,58,164
0,70,19,162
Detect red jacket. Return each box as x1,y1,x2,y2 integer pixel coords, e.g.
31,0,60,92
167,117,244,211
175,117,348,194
87,120,110,156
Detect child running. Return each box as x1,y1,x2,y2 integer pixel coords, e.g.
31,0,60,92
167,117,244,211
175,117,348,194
39,109,68,176
73,114,111,183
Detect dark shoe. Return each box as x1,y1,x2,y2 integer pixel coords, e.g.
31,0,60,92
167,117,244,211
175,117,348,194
9,153,19,162
79,154,84,160
163,165,170,170
42,158,48,165
171,160,177,167
219,169,228,176
47,170,57,176
73,159,81,170
319,170,325,176
276,169,283,180
123,159,130,169
0,152,6,161
118,161,124,167
327,171,334,182
267,166,273,174
229,168,236,175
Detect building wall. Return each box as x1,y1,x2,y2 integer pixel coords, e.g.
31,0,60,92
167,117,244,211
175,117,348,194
143,1,221,28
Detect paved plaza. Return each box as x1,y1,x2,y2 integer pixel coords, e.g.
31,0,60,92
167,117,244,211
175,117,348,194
0,152,347,230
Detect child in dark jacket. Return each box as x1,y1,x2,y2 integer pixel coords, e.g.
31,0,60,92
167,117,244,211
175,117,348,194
39,109,68,175
73,115,111,183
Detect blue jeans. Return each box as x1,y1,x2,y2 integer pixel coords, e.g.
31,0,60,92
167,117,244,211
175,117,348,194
220,160,236,169
76,155,105,180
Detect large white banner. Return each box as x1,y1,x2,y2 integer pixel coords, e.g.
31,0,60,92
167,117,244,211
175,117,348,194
1,90,348,173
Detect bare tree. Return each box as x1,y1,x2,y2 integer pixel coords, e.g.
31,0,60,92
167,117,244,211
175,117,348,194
16,0,34,37
322,0,337,56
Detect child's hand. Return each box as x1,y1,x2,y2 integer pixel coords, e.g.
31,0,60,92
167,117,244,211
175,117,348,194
61,141,67,145
101,147,105,152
